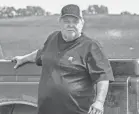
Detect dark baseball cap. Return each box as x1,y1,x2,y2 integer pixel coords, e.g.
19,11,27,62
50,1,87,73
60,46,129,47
60,4,83,19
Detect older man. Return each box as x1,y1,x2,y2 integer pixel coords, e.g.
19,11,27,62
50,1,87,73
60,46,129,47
13,4,114,114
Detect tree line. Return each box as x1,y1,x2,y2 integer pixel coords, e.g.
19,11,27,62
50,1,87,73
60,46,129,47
0,5,137,19
0,6,51,18
83,5,137,15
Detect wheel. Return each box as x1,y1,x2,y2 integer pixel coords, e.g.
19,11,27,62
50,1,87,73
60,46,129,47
0,104,37,114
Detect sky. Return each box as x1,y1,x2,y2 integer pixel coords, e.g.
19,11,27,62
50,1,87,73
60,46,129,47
1,0,139,14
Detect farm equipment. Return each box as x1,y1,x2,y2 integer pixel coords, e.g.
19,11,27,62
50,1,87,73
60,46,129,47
0,59,138,114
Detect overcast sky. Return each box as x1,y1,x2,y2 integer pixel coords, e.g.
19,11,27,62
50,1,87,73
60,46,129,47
1,0,139,14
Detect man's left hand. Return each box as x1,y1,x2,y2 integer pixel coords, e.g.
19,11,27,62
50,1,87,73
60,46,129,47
88,100,104,114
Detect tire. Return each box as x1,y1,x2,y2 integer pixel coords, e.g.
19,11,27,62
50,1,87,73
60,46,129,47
0,104,37,114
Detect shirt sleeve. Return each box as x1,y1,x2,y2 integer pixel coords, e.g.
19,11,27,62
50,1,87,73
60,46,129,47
35,31,59,66
35,48,43,66
86,41,114,84
35,35,51,66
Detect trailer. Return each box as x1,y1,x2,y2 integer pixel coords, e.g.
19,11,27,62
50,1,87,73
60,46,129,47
0,59,138,114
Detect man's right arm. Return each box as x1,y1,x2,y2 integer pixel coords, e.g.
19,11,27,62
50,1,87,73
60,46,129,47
22,50,38,63
13,31,57,68
13,50,39,69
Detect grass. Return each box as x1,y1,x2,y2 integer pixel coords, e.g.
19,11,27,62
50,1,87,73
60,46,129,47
0,15,139,59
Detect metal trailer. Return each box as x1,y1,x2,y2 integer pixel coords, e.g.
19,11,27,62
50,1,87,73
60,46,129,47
104,59,139,114
0,59,139,114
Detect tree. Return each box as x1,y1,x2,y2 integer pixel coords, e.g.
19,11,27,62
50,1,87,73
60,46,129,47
0,5,48,18
45,11,51,16
99,5,109,14
88,5,95,14
16,8,27,16
87,5,109,14
92,5,100,14
82,10,88,15
121,11,131,15
0,6,17,18
34,6,46,16
26,6,35,16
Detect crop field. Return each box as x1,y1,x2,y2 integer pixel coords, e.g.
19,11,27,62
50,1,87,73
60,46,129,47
0,15,139,59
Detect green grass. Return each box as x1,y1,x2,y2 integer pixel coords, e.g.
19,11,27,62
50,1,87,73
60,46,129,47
0,15,139,59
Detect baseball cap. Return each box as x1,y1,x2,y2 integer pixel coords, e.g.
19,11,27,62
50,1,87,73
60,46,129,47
60,4,83,19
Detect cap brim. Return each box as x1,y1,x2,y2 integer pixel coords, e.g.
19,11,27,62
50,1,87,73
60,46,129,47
60,14,81,19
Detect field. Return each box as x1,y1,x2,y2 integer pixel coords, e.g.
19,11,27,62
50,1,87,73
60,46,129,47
0,14,139,59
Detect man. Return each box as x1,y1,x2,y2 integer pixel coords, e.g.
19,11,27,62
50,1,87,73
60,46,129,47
13,4,114,114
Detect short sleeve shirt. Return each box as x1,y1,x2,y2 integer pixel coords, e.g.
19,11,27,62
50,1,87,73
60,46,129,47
36,31,114,114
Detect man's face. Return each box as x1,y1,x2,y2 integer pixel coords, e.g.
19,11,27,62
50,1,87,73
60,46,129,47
59,15,84,42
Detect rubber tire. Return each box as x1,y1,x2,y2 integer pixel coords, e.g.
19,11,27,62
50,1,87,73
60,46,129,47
0,104,37,114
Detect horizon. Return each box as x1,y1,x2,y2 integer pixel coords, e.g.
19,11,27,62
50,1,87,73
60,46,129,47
1,0,139,14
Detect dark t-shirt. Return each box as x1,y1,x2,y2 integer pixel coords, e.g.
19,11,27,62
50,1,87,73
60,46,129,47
35,31,114,114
